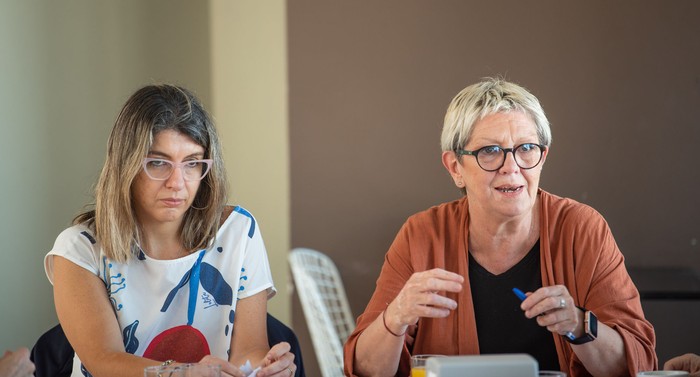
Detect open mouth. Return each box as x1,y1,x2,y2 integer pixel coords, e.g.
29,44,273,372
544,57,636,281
496,185,523,193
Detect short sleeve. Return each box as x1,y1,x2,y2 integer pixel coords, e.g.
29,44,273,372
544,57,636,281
226,206,276,300
45,225,102,285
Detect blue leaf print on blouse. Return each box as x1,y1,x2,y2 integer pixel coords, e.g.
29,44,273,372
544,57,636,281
123,320,140,354
238,268,248,294
161,268,192,312
200,262,233,306
102,257,125,311
233,206,256,238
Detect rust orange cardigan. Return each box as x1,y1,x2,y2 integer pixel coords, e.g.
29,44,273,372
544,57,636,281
343,189,656,377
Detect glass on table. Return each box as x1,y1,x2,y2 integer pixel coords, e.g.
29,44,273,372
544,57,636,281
144,364,221,377
411,354,444,377
145,364,186,377
184,364,221,377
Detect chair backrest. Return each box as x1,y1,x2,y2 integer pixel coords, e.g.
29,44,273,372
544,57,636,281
289,248,355,377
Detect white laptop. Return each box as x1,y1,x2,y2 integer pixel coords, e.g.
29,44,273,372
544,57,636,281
425,354,538,377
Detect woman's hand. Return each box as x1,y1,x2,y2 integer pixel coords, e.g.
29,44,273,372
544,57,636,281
0,348,35,377
256,342,295,377
664,353,700,377
518,285,582,338
384,268,464,336
198,355,245,377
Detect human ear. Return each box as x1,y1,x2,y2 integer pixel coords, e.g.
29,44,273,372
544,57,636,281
441,151,465,188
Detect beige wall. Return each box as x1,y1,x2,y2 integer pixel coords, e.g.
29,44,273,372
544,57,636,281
0,0,293,352
210,0,290,323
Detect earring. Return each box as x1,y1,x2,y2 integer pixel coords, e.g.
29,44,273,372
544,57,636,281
456,180,464,187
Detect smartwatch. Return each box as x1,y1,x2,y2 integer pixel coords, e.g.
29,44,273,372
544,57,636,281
567,309,598,345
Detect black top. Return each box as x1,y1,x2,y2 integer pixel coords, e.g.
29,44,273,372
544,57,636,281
469,240,560,371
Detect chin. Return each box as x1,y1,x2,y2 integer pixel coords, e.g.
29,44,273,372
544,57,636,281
158,208,188,222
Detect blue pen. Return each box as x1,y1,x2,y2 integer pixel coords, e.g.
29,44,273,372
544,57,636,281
512,288,576,341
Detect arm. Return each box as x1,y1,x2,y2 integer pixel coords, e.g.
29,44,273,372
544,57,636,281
229,288,295,377
228,290,270,367
570,318,626,377
541,199,657,376
54,256,248,377
53,256,158,376
353,269,463,377
519,286,627,377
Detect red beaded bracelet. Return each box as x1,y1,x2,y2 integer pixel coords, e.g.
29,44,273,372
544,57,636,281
382,310,406,337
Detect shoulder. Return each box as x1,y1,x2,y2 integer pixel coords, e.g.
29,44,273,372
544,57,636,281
219,205,259,239
394,197,467,246
404,197,467,229
46,223,102,283
539,190,616,259
539,189,607,228
53,223,99,248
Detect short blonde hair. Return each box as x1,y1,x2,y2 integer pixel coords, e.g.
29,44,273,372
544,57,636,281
440,77,552,152
74,84,228,263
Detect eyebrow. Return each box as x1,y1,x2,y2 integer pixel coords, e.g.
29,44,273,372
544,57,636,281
468,136,539,146
147,151,205,160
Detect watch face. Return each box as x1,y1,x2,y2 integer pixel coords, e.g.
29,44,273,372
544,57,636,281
586,311,598,339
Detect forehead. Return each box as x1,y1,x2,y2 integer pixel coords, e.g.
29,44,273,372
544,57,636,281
150,129,204,154
469,111,538,143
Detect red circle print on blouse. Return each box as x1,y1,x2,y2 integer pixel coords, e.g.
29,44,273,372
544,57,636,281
143,325,210,363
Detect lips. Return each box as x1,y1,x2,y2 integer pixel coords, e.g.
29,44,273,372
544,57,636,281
495,185,523,193
161,198,185,207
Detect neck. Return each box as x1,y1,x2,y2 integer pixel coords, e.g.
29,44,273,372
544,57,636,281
138,221,188,260
467,199,540,273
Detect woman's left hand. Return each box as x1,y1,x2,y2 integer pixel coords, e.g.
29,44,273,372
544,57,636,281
256,342,296,377
518,285,582,338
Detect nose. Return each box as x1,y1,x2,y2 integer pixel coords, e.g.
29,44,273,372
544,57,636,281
164,165,186,190
499,149,520,173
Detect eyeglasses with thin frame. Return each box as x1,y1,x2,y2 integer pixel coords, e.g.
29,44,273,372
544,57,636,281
455,143,546,172
142,158,213,181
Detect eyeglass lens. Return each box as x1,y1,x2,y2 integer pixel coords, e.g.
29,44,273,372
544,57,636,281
144,159,210,181
477,144,543,171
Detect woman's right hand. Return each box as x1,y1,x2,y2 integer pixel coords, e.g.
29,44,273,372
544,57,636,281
384,268,464,335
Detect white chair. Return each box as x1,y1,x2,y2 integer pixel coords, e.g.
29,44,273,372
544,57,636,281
289,248,355,377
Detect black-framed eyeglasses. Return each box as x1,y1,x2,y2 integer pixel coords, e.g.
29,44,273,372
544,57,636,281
142,158,213,181
455,143,546,172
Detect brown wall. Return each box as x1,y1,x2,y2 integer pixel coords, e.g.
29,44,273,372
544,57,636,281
289,1,700,375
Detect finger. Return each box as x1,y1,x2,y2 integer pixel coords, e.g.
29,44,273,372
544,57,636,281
264,342,292,365
412,304,452,319
403,276,461,296
524,285,568,302
536,308,578,337
258,353,295,377
419,291,458,310
22,359,36,374
425,268,465,283
422,276,464,294
198,356,245,377
663,355,692,371
523,293,570,318
219,365,245,377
